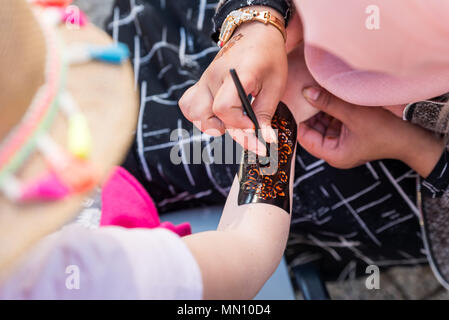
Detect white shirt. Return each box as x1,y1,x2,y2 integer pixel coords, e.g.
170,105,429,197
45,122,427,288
0,225,203,299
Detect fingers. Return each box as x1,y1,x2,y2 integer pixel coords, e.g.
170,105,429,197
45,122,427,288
180,68,283,153
302,86,355,125
297,113,342,161
325,117,342,138
322,118,341,151
179,84,199,120
308,113,341,138
227,127,267,157
297,122,327,159
179,83,225,136
212,73,259,131
297,122,340,161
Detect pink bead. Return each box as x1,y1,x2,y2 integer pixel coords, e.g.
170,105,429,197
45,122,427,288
101,167,192,237
159,222,192,238
20,172,70,202
60,8,88,27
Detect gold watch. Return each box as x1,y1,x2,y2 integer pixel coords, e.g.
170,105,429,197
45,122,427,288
218,8,286,48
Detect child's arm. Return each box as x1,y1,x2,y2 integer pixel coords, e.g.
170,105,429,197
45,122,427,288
183,176,292,299
183,104,297,300
213,0,302,52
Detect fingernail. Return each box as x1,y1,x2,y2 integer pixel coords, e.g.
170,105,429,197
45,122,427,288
262,125,278,144
255,140,267,157
303,87,321,101
245,128,256,136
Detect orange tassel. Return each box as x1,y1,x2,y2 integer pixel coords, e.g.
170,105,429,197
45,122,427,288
33,0,73,7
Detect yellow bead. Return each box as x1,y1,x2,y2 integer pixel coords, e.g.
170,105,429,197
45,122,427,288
68,113,91,159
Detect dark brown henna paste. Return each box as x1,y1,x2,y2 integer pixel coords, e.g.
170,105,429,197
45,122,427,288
214,33,244,60
237,102,297,213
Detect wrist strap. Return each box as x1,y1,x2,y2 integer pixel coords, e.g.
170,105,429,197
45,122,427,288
212,0,292,43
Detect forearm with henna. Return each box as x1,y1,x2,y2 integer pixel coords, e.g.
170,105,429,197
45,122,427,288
183,102,297,299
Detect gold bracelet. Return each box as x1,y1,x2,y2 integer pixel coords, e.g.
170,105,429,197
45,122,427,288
218,9,286,48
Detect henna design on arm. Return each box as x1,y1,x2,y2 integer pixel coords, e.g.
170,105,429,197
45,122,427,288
237,102,297,213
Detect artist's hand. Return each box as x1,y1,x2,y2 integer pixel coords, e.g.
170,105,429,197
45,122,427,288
179,6,288,156
298,86,445,178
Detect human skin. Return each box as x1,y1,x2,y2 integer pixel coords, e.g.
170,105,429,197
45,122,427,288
183,177,290,299
299,86,445,178
181,2,447,299
179,6,290,156
183,111,297,299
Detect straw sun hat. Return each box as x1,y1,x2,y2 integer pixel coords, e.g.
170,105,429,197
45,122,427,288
0,0,138,278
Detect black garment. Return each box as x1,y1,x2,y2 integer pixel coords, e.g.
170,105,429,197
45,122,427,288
106,0,448,281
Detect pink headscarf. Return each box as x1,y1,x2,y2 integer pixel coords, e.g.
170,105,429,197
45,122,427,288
294,0,449,106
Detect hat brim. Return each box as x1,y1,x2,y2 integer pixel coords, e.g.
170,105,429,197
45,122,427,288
0,23,138,277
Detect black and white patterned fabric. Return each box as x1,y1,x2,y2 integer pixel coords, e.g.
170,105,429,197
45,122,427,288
105,0,449,282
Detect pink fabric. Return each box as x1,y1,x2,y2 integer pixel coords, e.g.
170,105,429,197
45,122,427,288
294,0,449,106
0,225,203,299
100,167,191,237
60,8,88,27
20,172,70,202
